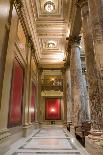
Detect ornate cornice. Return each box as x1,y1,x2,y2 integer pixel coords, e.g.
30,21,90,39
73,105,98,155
14,0,38,66
14,0,28,37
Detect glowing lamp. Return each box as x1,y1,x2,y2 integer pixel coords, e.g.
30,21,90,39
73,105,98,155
51,108,55,112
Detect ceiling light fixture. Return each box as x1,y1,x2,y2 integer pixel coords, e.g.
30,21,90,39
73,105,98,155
48,40,56,48
44,1,55,13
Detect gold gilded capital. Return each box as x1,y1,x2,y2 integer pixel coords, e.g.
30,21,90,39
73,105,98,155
10,0,15,5
76,0,88,8
68,36,81,46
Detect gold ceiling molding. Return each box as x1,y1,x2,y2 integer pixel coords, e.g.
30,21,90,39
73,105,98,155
14,0,29,37
37,33,65,37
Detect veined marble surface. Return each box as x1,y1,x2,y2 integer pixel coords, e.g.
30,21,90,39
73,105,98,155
4,126,89,155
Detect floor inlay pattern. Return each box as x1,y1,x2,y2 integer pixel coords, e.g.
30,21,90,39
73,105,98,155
4,127,89,155
13,152,81,155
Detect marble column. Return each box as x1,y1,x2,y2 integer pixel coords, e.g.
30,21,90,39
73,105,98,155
65,67,72,123
77,0,103,130
70,36,90,127
88,0,103,129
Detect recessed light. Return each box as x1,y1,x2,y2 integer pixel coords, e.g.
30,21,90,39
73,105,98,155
48,40,56,48
44,1,55,13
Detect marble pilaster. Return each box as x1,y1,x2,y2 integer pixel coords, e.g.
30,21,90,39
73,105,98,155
23,39,33,137
23,39,31,126
37,68,43,124
28,49,33,125
0,1,18,141
0,0,14,106
77,0,103,130
70,36,90,127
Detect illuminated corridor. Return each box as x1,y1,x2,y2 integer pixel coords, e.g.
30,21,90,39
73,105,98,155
0,0,103,155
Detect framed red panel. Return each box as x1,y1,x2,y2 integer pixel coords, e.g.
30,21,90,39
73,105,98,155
45,98,61,120
31,83,36,122
8,59,24,127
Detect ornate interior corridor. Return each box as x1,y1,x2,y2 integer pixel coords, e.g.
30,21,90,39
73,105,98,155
0,0,103,155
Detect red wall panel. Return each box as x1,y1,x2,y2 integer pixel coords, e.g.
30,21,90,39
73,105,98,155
31,83,36,122
8,59,24,127
45,98,61,120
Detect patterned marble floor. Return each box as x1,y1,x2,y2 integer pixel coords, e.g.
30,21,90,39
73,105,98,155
5,127,89,155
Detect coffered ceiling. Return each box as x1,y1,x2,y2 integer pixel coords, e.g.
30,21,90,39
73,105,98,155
20,0,71,68
35,0,69,66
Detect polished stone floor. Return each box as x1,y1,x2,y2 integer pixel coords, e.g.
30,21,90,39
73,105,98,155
5,126,89,155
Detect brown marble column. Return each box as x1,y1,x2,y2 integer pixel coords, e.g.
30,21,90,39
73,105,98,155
65,67,72,123
88,0,103,128
77,0,103,130
70,36,90,127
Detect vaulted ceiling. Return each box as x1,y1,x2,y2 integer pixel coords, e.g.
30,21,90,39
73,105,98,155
19,0,71,68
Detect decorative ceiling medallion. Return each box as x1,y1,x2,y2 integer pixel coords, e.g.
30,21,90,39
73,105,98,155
44,1,55,13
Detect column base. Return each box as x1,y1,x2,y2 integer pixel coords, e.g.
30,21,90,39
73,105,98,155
23,124,33,137
85,131,103,155
70,125,75,136
0,128,11,142
33,121,40,129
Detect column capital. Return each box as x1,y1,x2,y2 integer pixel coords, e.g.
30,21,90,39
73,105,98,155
26,36,33,48
10,0,15,4
68,36,81,46
64,61,70,69
15,0,23,8
76,0,88,8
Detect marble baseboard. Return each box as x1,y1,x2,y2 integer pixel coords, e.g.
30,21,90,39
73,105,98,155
0,128,11,142
85,136,103,155
0,127,23,155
